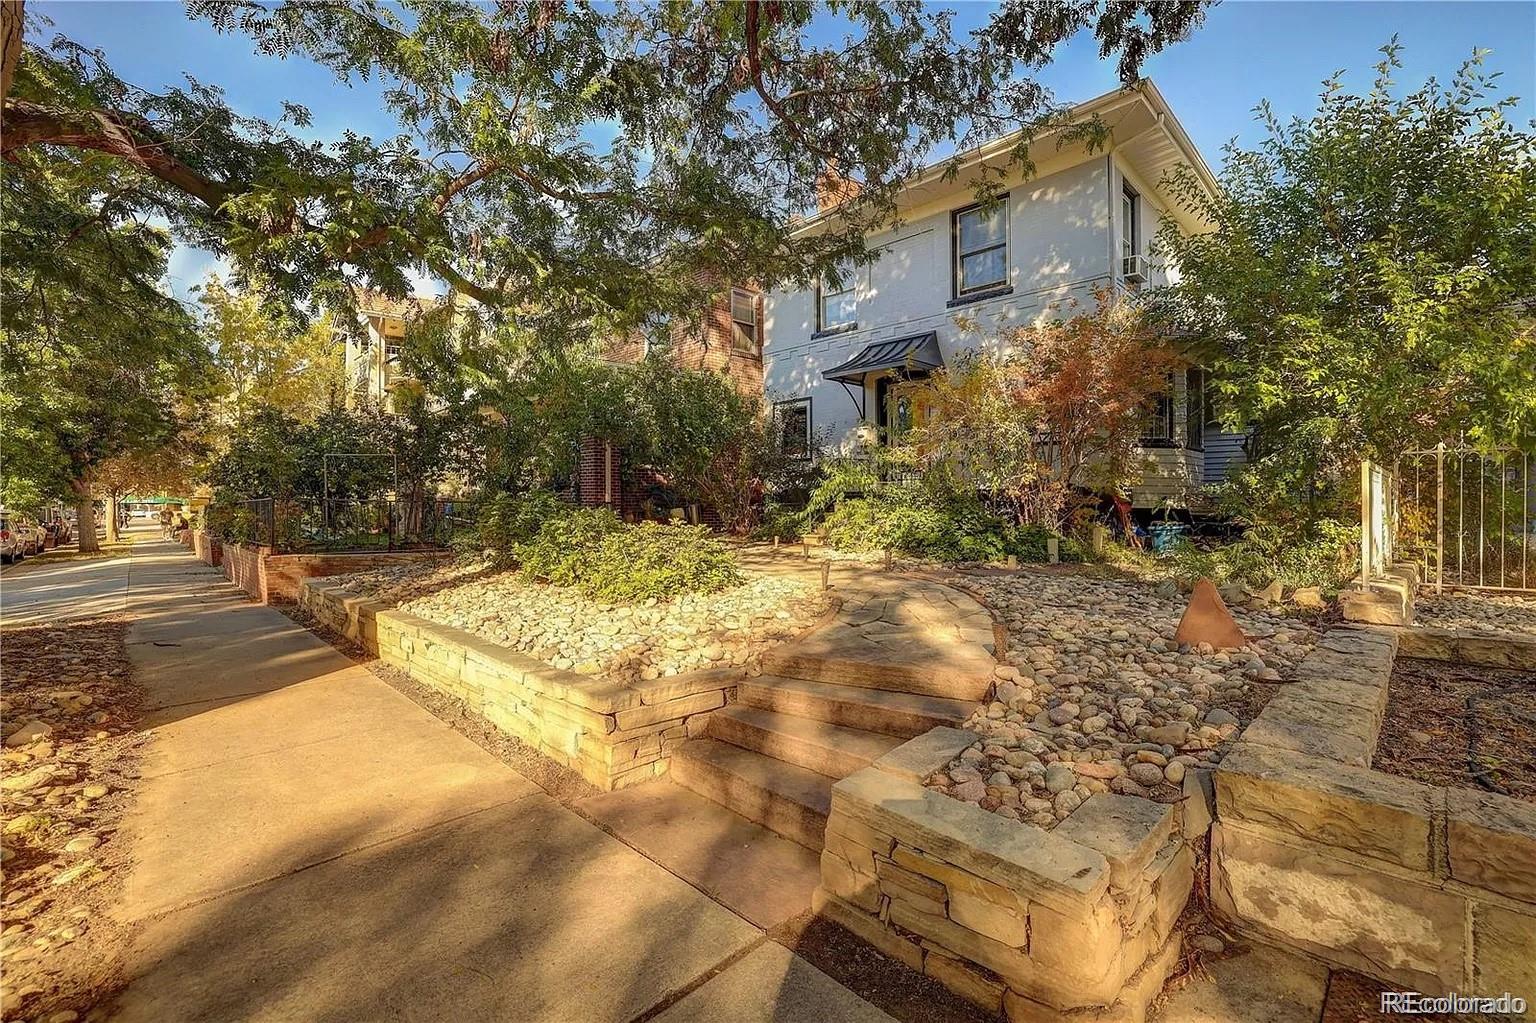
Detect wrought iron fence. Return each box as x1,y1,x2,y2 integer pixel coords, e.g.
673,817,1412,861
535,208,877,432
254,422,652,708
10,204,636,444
215,498,477,554
1397,443,1535,593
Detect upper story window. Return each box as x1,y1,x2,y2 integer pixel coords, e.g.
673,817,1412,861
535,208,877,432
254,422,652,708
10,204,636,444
1121,182,1141,261
816,268,857,332
729,288,759,354
953,196,1009,296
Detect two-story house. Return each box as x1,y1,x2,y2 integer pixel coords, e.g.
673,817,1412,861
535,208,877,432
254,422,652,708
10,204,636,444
343,289,439,413
762,82,1246,510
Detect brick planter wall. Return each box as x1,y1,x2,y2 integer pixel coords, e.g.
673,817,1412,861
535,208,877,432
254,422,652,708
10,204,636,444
192,530,222,567
815,728,1201,1022
299,579,736,791
1211,625,1536,1004
216,543,447,604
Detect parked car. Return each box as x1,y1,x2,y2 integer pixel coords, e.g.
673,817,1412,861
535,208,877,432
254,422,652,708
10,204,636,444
0,514,43,562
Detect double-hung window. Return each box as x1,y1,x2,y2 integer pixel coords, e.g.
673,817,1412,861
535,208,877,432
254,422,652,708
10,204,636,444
729,288,759,354
1185,367,1207,451
816,268,857,332
1141,373,1175,446
775,399,812,460
953,197,1009,297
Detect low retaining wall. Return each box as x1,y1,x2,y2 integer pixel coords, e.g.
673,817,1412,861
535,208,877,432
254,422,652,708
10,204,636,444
218,543,447,604
1211,625,1536,1007
299,579,737,791
815,728,1202,1022
192,529,222,568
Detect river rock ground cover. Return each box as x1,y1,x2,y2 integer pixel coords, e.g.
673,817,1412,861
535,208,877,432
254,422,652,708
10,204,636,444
1,618,148,1023
327,559,831,681
926,569,1321,828
1416,591,1536,637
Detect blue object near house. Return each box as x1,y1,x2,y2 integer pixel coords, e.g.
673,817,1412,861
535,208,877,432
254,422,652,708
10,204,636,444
1148,522,1188,554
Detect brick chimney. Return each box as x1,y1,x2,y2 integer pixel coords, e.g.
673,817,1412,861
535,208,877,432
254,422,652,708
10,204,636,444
815,161,862,213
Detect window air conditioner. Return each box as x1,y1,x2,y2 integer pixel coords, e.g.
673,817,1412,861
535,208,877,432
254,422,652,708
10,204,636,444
1122,254,1150,284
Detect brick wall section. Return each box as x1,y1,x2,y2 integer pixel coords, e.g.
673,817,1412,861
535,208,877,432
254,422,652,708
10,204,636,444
816,728,1198,1021
192,530,222,568
1211,626,1536,1002
299,579,737,791
217,543,448,604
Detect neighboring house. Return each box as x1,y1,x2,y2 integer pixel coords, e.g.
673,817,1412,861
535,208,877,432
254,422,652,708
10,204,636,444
580,273,766,519
343,289,438,413
762,81,1247,511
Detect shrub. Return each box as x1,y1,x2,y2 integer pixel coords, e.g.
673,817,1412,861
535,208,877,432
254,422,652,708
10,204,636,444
1162,518,1356,592
515,507,623,587
579,522,742,602
475,491,573,567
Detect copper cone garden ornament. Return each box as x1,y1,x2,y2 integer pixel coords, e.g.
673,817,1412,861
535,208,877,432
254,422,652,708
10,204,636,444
1174,578,1247,650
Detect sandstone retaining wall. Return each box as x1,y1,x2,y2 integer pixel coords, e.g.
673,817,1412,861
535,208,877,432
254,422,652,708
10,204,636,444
218,543,446,604
1211,625,1536,1010
299,579,736,791
816,727,1204,1022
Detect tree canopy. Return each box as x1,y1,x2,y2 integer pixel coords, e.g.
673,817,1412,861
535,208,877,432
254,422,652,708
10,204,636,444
2,0,1208,346
1159,43,1536,519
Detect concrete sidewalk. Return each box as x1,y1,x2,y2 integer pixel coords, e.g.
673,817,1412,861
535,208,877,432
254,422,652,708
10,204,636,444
29,537,895,1022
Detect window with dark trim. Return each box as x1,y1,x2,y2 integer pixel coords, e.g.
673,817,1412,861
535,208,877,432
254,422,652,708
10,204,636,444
729,288,759,353
1121,182,1141,263
1141,374,1175,446
775,398,812,459
1185,367,1207,451
953,196,1009,296
816,269,857,332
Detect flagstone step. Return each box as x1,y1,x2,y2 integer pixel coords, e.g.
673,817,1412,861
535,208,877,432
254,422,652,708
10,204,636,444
669,738,832,851
738,675,975,739
759,649,994,702
707,704,903,779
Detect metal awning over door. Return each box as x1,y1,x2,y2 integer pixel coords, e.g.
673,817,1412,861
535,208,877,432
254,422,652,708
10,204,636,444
822,331,944,419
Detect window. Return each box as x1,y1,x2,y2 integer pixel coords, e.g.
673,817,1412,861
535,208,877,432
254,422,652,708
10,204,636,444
1141,374,1175,445
729,288,758,353
817,269,857,332
953,197,1009,296
1185,367,1207,451
1121,182,1141,263
775,399,812,459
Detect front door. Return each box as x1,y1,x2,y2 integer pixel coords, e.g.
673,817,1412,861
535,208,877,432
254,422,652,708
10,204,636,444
874,373,928,446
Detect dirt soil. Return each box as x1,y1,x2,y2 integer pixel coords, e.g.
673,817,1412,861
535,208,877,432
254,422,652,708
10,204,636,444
1374,656,1536,802
1,618,149,1023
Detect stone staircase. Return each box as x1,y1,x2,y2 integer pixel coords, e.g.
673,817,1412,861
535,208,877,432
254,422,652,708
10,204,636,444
669,647,993,852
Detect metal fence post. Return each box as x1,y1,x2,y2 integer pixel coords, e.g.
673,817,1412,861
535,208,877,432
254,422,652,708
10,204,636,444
1435,442,1445,594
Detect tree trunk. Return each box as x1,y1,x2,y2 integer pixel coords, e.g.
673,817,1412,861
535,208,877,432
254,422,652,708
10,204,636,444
72,478,99,553
105,494,121,543
1,0,23,105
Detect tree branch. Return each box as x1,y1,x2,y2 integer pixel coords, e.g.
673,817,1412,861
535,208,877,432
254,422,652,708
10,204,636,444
742,2,837,162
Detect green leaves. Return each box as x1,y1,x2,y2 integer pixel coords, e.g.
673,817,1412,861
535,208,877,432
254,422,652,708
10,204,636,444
1158,44,1536,521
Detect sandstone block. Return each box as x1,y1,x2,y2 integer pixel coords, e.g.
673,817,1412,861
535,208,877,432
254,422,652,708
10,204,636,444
822,850,880,913
1215,742,1434,869
890,845,1018,904
831,767,1109,913
1447,788,1536,904
1026,897,1123,996
1471,900,1536,1002
877,857,948,916
826,811,896,858
874,726,978,784
613,690,725,731
1051,794,1174,893
825,829,878,874
924,949,1005,1015
1149,841,1194,941
949,888,1028,948
1211,821,1466,994
887,900,1047,1001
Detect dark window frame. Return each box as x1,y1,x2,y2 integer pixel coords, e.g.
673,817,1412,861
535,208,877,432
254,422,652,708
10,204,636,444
952,195,1010,298
1140,373,1177,447
729,288,760,355
1185,367,1207,451
1121,181,1141,264
774,397,813,460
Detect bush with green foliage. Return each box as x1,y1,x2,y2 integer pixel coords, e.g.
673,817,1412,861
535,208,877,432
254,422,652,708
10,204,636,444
580,523,742,603
1162,519,1355,592
513,507,740,602
474,491,574,567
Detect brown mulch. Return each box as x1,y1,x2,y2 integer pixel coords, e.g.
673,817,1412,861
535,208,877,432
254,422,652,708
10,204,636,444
1,618,149,1023
1374,656,1536,802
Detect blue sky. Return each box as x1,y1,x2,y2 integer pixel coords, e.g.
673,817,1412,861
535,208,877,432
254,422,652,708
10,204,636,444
32,0,1536,300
